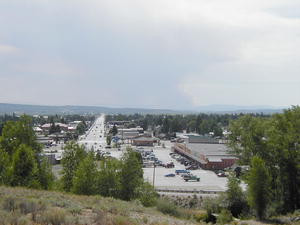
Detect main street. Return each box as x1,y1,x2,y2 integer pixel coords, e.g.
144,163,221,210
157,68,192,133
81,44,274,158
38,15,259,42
78,114,106,151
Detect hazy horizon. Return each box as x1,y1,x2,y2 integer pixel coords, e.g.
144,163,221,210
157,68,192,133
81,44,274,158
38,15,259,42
1,1,299,109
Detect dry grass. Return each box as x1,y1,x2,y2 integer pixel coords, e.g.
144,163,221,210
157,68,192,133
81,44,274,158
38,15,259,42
0,186,198,225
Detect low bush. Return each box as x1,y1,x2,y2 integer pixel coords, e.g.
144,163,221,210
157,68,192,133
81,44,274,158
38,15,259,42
2,197,18,212
19,200,38,215
38,207,66,225
113,215,138,225
156,199,180,217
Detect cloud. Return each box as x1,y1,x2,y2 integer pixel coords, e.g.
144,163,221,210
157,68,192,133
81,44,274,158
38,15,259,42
13,59,83,77
0,0,299,108
0,44,20,55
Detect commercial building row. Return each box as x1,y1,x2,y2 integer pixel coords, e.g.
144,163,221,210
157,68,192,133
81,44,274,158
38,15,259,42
172,143,237,170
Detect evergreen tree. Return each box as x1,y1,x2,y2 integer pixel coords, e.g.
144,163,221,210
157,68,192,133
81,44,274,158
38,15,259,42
247,156,271,220
111,125,118,136
0,148,10,185
225,176,248,217
106,135,112,146
11,144,38,187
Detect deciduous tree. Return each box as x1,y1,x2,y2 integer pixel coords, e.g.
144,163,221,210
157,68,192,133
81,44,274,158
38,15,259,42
119,148,143,201
72,153,97,195
61,142,87,192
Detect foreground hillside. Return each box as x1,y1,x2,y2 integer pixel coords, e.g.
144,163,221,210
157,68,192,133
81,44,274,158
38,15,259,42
1,186,300,225
0,186,198,225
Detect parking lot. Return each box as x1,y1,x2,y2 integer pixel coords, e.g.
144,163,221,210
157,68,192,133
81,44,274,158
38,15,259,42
141,142,229,195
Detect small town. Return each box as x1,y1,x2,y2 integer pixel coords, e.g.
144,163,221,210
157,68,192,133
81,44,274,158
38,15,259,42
0,0,299,224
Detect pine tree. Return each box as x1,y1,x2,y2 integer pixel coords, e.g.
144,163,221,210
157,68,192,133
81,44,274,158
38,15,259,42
11,144,38,187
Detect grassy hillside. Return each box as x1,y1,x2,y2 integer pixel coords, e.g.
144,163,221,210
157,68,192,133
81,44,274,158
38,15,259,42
0,186,299,225
0,186,198,225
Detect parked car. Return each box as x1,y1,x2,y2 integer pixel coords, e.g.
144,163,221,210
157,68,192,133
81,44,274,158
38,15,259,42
184,175,200,182
217,171,227,177
165,173,176,177
163,162,174,168
186,165,198,170
175,169,190,175
155,160,163,166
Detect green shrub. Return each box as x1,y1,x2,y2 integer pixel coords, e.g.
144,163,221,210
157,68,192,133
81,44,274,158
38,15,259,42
194,212,207,222
137,182,158,207
217,209,233,224
202,196,222,214
156,199,179,217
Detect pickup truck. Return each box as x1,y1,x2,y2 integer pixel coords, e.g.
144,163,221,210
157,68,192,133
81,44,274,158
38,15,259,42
183,175,200,182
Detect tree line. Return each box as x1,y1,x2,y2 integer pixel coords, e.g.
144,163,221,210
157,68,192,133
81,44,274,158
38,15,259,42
106,113,269,137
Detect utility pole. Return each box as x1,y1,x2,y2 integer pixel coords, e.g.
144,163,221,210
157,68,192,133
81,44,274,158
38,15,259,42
152,164,156,186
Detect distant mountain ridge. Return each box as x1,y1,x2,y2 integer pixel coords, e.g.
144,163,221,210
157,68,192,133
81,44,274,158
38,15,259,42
0,103,182,115
193,104,284,114
0,103,284,115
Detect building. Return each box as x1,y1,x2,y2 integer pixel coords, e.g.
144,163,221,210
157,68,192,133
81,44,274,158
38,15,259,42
33,126,43,135
106,121,130,129
132,136,155,146
117,127,143,139
41,123,69,133
176,133,219,144
173,143,237,170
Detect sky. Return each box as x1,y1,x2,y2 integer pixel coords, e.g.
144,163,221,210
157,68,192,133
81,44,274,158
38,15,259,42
0,0,299,110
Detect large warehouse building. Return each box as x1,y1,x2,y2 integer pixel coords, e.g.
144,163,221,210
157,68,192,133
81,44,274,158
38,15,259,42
172,143,237,170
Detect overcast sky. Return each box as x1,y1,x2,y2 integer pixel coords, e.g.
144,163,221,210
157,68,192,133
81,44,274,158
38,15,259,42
0,0,299,110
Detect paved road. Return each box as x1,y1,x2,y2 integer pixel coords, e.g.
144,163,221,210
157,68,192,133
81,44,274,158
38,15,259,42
78,114,106,151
